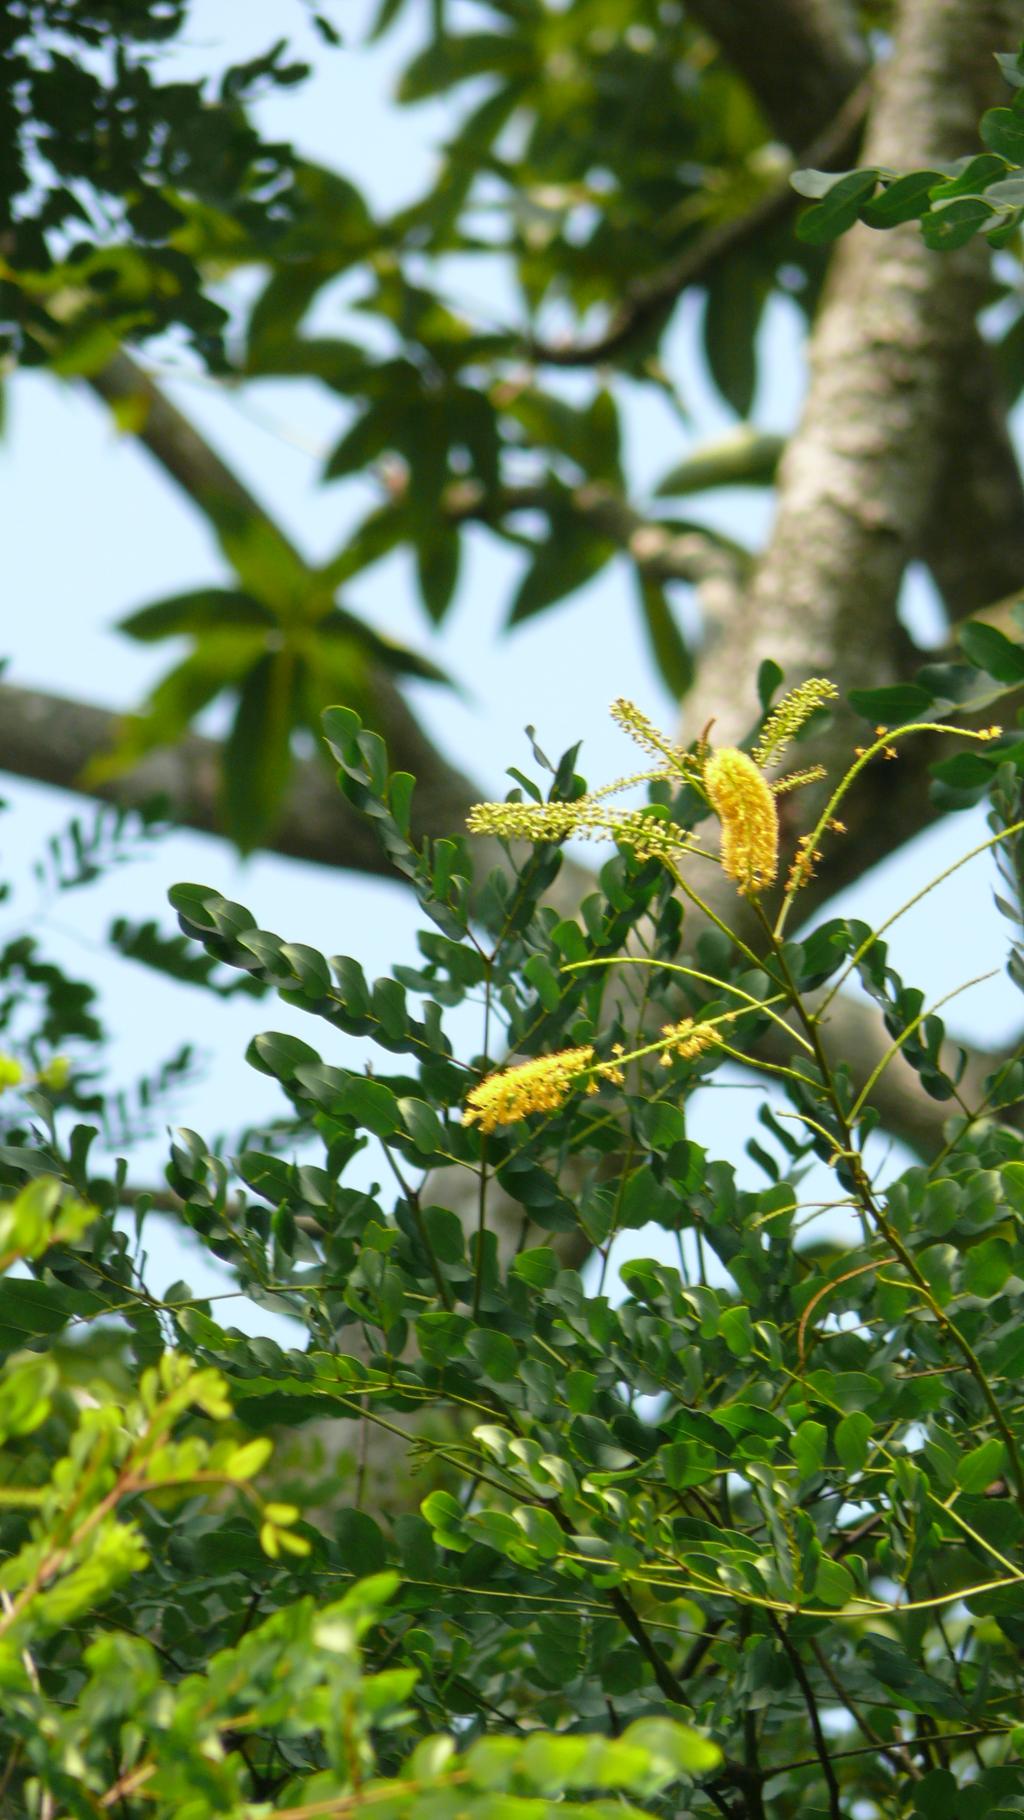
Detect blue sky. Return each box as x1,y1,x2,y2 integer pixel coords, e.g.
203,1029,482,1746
2,0,1020,1332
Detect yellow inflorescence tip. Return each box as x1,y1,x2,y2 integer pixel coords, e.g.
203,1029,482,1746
0,1054,23,1094
703,747,779,894
463,1045,595,1132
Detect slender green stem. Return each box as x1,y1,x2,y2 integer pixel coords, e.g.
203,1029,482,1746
664,859,776,978
816,817,1024,1019
563,955,815,1052
751,899,1024,1514
774,722,1006,939
474,966,494,1319
846,969,996,1123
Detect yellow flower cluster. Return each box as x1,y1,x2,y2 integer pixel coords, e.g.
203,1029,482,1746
463,1046,596,1132
658,1019,720,1065
0,1055,23,1093
703,747,779,893
467,684,841,896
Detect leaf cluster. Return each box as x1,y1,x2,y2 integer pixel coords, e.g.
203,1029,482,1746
6,665,1024,1812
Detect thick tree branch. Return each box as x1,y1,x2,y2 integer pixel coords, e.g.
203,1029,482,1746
0,677,490,878
685,0,1024,646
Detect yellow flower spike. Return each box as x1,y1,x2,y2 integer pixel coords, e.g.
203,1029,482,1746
771,764,826,798
466,797,694,862
609,698,695,771
464,1046,596,1132
704,747,779,894
0,1055,23,1094
751,677,838,769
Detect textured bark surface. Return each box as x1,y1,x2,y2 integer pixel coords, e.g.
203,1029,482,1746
695,0,1016,749
922,336,1024,621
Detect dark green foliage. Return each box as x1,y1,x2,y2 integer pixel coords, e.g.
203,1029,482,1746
6,682,1024,1812
0,0,317,365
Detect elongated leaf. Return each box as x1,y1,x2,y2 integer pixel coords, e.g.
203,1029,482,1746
861,170,946,226
959,619,1024,683
981,105,1024,162
118,589,275,642
636,576,693,699
508,519,613,625
795,170,880,243
654,429,783,498
221,650,299,850
702,257,765,418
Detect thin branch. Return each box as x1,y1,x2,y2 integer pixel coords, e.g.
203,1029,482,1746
525,76,872,369
768,1613,841,1820
443,476,746,590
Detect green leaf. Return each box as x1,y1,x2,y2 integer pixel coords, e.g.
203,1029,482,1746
757,658,783,712
702,256,765,417
422,1204,464,1264
835,1410,873,1473
718,1305,754,1357
986,174,1024,206
861,171,946,226
416,530,461,624
399,1098,445,1155
921,197,997,250
981,105,1024,162
118,589,276,642
848,681,937,722
795,170,880,244
996,49,1024,89
956,1438,1006,1493
790,1419,827,1479
928,152,1009,200
636,577,693,699
654,428,783,498
962,1237,1014,1299
512,1248,559,1289
790,166,872,199
814,1556,856,1607
958,619,1024,682
507,517,613,625
221,651,298,851
512,1503,564,1559
248,1030,323,1084
467,1329,519,1381
334,1509,388,1572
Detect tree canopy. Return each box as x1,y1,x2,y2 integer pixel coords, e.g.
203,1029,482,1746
6,1,1024,1815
